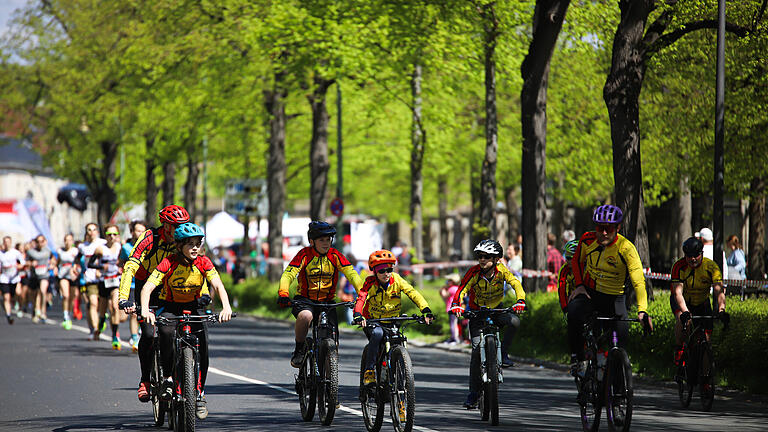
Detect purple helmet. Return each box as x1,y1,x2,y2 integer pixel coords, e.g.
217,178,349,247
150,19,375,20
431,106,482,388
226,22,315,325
592,205,623,224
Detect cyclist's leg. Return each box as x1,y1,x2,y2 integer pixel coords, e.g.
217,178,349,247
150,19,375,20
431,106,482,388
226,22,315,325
498,310,521,355
606,293,628,347
468,317,483,394
566,294,594,361
136,281,157,383
292,296,314,344
363,325,384,371
692,301,713,342
327,307,339,342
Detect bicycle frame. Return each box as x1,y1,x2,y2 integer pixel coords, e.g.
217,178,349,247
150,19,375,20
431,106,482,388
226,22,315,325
366,316,425,387
465,308,511,384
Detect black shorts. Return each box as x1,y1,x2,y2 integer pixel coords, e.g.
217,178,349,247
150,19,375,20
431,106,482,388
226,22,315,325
0,283,14,295
670,295,713,330
98,281,118,299
291,295,339,339
27,277,41,291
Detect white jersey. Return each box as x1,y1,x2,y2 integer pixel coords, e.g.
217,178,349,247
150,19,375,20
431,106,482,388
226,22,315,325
100,242,122,288
79,238,107,284
57,247,79,281
0,248,26,284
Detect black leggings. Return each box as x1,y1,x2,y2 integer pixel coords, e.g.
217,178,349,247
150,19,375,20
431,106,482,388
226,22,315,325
567,290,628,361
157,303,209,392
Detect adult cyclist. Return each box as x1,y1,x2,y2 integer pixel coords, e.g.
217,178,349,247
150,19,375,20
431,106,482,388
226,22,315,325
670,236,729,366
118,205,190,403
277,221,363,368
568,205,653,376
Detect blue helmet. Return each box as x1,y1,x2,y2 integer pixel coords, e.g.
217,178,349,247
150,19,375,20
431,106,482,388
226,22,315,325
592,204,623,224
174,222,204,242
563,240,579,260
308,220,336,240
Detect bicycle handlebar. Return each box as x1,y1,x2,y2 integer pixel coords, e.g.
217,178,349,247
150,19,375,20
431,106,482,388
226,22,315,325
133,305,236,321
365,315,428,325
291,299,354,309
463,307,514,318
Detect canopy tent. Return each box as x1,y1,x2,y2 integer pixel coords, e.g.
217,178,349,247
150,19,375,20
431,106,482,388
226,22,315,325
0,199,57,249
205,211,245,249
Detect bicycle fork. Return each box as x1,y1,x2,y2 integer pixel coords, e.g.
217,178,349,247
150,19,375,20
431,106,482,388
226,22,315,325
479,332,504,383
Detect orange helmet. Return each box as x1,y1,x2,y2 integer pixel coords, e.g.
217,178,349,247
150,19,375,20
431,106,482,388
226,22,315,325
368,250,397,270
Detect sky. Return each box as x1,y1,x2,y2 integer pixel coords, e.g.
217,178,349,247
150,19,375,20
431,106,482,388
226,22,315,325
0,0,27,37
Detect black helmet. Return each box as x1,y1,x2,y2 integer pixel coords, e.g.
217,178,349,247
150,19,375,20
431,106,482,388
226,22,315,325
682,237,703,257
308,220,337,240
474,239,503,258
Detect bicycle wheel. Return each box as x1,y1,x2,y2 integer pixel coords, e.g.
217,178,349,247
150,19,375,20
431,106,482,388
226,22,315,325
604,349,633,432
390,345,415,432
151,349,166,426
181,346,196,432
699,342,715,412
317,338,339,426
297,344,316,422
676,359,693,408
479,388,489,421
360,346,384,432
484,335,500,426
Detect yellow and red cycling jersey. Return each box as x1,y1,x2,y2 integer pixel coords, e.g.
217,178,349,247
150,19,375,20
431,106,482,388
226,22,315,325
279,246,363,302
146,254,215,303
572,232,648,312
557,263,575,311
354,273,430,319
119,228,177,301
670,256,722,307
451,263,525,310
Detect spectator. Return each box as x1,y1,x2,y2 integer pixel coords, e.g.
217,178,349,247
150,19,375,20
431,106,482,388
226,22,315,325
506,244,522,279
546,233,565,292
440,274,462,344
338,253,366,324
698,227,728,280
231,258,247,285
726,234,747,280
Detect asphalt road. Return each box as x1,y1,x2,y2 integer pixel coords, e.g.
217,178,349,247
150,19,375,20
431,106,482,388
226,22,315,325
1,306,766,432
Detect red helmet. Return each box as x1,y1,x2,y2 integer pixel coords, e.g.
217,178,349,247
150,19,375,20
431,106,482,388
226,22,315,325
368,250,397,270
158,205,190,225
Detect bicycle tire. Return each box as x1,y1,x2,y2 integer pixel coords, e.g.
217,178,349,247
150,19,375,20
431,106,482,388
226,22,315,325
298,343,316,422
577,372,601,432
485,335,499,426
604,349,633,432
181,346,196,432
317,338,338,426
151,348,166,427
360,346,384,432
676,358,693,408
390,345,415,432
479,389,489,421
699,342,715,412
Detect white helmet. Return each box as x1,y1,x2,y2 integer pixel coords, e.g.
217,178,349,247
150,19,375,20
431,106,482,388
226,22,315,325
474,239,503,258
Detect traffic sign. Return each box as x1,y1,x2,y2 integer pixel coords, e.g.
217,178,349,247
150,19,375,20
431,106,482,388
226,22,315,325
330,197,344,216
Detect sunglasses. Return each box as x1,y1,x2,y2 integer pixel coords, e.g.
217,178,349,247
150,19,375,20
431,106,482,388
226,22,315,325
106,232,119,236
595,223,618,232
377,267,394,275
476,253,494,260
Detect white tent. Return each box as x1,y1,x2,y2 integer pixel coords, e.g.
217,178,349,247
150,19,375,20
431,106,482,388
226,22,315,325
205,211,244,249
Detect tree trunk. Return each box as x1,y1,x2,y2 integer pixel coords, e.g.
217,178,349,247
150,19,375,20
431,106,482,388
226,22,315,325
91,140,118,227
479,2,499,239
145,135,157,225
184,152,200,223
748,177,765,280
677,176,692,247
603,0,654,305
161,160,176,208
504,186,519,247
410,63,425,262
265,73,287,282
308,76,333,221
520,0,570,292
551,174,566,239
438,177,449,260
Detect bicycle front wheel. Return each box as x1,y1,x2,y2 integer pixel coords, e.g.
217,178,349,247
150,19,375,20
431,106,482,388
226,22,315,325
317,338,339,426
699,342,715,411
360,346,384,432
577,372,601,432
484,335,500,426
298,345,316,422
390,345,415,432
151,347,166,427
604,349,633,432
676,359,693,408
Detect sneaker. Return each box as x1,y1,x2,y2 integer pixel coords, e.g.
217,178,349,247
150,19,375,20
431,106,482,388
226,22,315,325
196,395,208,420
463,392,479,409
290,348,304,368
32,315,40,324
73,308,82,321
363,369,376,386
112,337,121,351
99,318,108,333
130,335,140,353
15,309,22,318
92,330,101,341
160,378,173,401
501,354,513,368
6,315,13,325
62,319,72,330
138,381,151,402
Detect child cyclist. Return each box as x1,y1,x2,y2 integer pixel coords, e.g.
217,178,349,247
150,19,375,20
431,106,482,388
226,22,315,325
140,222,233,420
277,220,364,368
450,239,527,409
353,250,434,386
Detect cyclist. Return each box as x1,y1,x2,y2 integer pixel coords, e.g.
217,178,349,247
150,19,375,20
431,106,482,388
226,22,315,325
118,204,189,403
118,220,147,352
557,240,580,316
277,220,363,368
90,224,124,350
353,250,434,385
140,222,233,420
27,235,53,323
569,204,653,376
670,236,729,365
0,236,25,324
449,239,527,409
72,223,106,338
57,234,79,330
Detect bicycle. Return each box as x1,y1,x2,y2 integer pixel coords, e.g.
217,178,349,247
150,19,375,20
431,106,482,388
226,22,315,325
463,307,515,427
675,314,726,411
575,314,648,432
358,315,427,432
292,299,353,426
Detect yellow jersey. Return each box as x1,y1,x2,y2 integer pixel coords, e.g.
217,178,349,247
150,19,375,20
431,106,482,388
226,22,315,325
353,273,430,319
670,256,722,307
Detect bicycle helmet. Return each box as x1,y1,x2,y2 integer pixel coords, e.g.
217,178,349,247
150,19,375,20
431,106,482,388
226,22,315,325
563,240,579,260
159,205,190,225
682,236,703,257
368,250,397,270
474,239,503,258
592,204,623,224
174,222,205,242
307,220,336,240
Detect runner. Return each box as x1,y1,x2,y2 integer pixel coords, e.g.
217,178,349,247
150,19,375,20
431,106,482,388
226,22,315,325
27,235,53,323
90,224,123,349
118,220,147,352
72,223,106,340
57,234,79,330
0,236,25,324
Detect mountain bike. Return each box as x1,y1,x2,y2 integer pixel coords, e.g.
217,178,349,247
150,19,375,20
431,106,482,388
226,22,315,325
359,315,427,432
675,314,727,411
464,307,514,426
292,299,353,426
576,314,648,432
